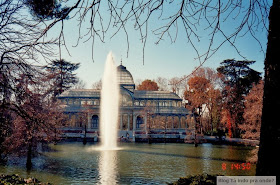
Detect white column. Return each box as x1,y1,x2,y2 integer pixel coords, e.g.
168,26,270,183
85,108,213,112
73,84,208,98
133,114,136,131
132,114,136,142
127,114,130,130
120,114,123,130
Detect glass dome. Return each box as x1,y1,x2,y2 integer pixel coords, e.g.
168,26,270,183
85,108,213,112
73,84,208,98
117,65,135,91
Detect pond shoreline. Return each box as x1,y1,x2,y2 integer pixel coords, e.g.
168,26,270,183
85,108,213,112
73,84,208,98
60,135,259,146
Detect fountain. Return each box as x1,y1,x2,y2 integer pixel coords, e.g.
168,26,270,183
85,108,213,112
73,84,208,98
99,52,120,150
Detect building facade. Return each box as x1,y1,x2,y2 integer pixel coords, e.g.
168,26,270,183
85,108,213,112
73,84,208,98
58,65,189,140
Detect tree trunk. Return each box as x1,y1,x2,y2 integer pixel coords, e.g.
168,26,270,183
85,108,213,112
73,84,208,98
26,140,32,170
83,124,87,145
256,0,280,177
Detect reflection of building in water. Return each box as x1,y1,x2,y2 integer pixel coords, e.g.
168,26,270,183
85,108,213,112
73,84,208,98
58,64,190,140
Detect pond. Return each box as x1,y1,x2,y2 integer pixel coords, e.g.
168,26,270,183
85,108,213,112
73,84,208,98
0,142,256,184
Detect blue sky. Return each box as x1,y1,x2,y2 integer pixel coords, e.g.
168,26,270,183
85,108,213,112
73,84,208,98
45,1,270,89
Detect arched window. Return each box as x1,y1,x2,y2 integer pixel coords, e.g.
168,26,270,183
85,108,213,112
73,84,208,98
74,99,80,106
169,101,172,107
134,101,140,106
122,94,133,106
140,100,145,106
68,99,73,105
136,116,144,129
92,115,99,128
178,102,182,107
94,99,99,106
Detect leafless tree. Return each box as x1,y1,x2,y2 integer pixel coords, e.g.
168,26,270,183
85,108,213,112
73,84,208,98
1,0,57,102
0,0,57,161
72,78,86,89
31,0,270,65
156,77,169,91
91,79,102,90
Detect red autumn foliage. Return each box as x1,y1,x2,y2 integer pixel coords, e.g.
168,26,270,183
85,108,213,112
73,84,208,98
184,67,222,134
137,79,159,91
239,80,263,140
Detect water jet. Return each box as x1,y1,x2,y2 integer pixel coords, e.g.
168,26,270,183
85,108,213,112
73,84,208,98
99,52,120,150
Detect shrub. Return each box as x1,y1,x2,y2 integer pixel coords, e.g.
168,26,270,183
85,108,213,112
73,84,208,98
169,174,218,185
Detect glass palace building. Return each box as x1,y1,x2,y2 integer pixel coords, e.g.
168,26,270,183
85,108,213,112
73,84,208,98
58,65,190,141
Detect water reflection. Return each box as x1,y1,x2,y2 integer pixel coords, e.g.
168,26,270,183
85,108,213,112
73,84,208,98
98,150,118,185
0,143,255,184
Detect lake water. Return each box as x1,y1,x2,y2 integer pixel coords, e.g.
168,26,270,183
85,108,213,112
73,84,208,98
0,142,256,184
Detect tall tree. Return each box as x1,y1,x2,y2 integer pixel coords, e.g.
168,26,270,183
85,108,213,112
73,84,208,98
191,67,222,133
137,79,159,91
240,80,263,140
217,59,261,137
184,67,222,134
44,59,80,98
184,76,211,133
0,0,55,160
3,72,65,170
256,0,280,176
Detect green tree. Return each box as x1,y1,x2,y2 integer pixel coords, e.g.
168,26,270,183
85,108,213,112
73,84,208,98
44,59,80,98
217,59,261,137
25,0,70,20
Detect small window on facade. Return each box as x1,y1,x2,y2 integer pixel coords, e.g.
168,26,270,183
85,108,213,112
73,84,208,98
68,99,73,105
169,101,172,107
94,100,99,105
178,102,182,107
74,99,80,105
92,115,99,128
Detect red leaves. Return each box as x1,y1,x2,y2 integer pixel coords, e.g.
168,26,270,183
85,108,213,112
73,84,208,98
239,81,263,140
137,79,159,91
